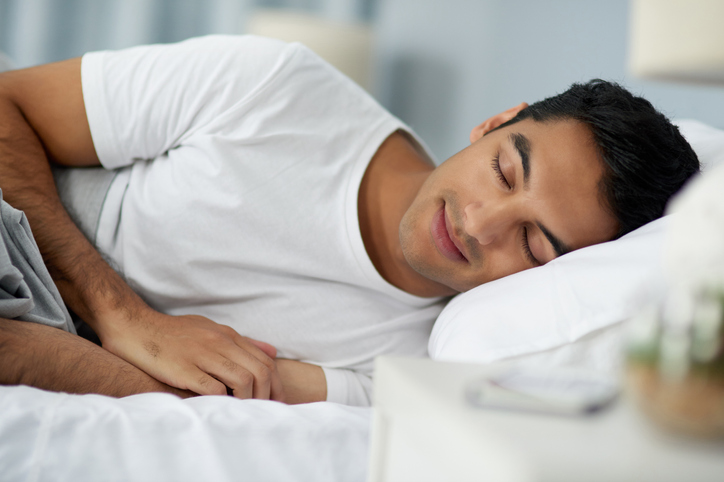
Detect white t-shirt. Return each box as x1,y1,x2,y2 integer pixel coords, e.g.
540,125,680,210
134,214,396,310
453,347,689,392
81,35,446,406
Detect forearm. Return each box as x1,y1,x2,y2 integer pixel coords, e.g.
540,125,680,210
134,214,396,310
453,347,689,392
0,62,285,400
0,316,317,402
0,318,192,398
275,359,327,404
0,67,150,339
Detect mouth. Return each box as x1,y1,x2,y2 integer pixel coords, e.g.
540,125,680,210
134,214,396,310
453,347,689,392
431,204,468,263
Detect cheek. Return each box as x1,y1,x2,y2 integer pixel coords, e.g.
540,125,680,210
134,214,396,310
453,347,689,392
399,201,433,265
398,207,419,255
469,248,532,288
433,154,481,187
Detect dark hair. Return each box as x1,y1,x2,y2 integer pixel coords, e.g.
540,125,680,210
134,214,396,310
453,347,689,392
497,79,700,238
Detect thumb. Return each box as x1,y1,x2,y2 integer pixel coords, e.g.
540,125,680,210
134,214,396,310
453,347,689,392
247,338,278,359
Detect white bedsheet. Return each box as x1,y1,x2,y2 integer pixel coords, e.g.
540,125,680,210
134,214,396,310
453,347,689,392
0,385,371,482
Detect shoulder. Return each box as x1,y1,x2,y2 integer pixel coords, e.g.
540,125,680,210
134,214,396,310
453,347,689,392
155,34,305,77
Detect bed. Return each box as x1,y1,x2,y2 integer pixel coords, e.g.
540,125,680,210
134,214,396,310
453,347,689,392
0,386,370,482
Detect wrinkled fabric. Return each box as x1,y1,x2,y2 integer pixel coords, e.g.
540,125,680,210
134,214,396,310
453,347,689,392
0,189,75,333
0,385,371,482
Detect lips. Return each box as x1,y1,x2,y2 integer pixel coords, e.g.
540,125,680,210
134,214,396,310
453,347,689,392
431,205,468,263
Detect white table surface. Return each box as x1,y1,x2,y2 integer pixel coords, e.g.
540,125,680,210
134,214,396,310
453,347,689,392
368,356,724,482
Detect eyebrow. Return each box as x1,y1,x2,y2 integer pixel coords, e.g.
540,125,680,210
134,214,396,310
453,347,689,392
536,222,572,258
510,133,531,184
508,132,572,258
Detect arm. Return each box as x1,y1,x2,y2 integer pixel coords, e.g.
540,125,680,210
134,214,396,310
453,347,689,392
0,318,193,398
0,316,327,402
276,359,327,404
0,59,283,400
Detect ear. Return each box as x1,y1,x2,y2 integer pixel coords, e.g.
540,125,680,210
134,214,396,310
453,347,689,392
469,102,529,144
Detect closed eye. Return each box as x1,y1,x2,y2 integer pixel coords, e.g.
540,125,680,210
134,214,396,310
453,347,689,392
491,154,511,189
522,226,541,267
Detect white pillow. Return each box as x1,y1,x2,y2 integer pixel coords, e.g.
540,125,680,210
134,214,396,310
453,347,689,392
429,218,668,374
675,119,724,173
429,119,724,374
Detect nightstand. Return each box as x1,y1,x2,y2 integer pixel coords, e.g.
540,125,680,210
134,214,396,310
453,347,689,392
368,356,724,482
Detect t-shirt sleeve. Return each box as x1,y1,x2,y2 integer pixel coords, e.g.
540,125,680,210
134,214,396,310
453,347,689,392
81,35,298,170
322,367,373,407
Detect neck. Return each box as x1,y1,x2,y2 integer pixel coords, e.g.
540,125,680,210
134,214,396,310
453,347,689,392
358,131,454,298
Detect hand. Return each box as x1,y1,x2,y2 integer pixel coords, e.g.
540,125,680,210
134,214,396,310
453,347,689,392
98,310,285,401
0,317,198,398
0,61,282,401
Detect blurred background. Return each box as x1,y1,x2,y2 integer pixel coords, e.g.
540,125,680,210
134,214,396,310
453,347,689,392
1,0,722,162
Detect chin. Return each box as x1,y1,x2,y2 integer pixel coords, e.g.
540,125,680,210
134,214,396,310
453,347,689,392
406,254,465,296
399,207,464,296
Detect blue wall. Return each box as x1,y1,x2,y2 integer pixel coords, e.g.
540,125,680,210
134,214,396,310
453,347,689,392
373,0,724,162
2,0,722,164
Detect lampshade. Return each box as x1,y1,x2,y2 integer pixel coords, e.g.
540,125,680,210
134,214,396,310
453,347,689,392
629,0,724,84
246,9,374,91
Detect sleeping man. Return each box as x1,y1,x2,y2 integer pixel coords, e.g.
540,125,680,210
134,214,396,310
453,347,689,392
0,36,699,405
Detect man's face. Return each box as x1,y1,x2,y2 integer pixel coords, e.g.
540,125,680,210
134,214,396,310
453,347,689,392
399,117,619,294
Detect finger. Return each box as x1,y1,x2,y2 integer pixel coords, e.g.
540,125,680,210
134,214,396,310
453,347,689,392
214,326,277,363
234,337,286,400
203,357,255,399
191,326,274,399
185,368,228,397
231,383,253,400
247,338,277,359
227,366,254,400
238,338,285,401
201,352,268,400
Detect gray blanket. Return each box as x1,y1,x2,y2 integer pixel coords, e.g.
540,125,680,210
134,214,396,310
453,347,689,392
0,189,75,333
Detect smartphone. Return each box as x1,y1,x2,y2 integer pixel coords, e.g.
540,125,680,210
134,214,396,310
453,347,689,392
465,367,619,416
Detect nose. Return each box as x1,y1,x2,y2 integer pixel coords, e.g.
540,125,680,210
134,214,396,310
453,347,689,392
464,200,517,247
